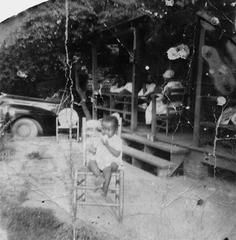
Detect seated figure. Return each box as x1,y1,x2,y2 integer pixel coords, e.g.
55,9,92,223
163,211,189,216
138,74,157,110
138,75,156,97
145,80,184,125
110,82,133,94
87,115,123,197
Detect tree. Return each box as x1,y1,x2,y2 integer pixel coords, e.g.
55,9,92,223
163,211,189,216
0,0,235,98
0,0,96,97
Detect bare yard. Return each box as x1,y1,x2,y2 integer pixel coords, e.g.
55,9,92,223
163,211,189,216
0,136,236,240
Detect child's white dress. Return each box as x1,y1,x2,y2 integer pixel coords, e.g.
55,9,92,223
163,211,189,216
91,134,122,170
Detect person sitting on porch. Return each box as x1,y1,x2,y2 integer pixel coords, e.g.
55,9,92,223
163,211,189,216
110,76,132,94
145,77,184,125
138,74,156,97
87,115,122,197
138,74,157,110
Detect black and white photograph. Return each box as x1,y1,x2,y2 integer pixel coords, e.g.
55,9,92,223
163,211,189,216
0,0,236,239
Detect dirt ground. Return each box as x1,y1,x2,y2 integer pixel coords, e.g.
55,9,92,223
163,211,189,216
0,136,236,240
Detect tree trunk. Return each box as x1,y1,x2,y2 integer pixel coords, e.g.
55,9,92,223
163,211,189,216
75,64,92,120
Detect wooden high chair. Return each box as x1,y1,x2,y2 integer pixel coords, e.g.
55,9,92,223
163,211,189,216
76,116,124,221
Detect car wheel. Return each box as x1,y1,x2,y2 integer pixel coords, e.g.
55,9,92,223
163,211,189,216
11,118,39,138
31,119,43,135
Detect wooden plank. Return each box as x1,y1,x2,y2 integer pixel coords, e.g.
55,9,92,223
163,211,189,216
202,156,236,172
95,106,131,115
131,27,139,131
193,25,205,146
122,127,235,161
123,145,175,169
115,100,131,105
122,133,189,154
200,121,236,131
101,93,132,98
201,95,236,104
151,94,157,139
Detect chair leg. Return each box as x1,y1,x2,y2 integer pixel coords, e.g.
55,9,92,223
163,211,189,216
56,118,59,142
73,170,78,218
115,174,119,204
77,124,79,142
77,171,87,202
118,171,124,222
166,119,168,135
83,172,87,201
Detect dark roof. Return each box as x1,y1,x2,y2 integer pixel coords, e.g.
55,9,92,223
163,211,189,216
91,14,152,44
96,14,151,33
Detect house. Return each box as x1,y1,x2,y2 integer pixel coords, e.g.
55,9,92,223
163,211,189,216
89,11,236,178
0,0,235,178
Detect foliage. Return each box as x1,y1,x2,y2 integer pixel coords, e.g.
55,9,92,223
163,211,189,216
0,0,97,97
0,0,144,97
0,0,235,97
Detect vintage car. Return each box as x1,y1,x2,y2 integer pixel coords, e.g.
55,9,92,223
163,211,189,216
0,92,61,138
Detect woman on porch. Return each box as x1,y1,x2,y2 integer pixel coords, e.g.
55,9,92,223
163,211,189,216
145,70,184,125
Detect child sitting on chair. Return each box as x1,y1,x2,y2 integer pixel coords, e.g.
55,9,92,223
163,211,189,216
88,115,122,197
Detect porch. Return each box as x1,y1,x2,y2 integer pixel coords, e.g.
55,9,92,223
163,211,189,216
121,123,236,177
89,14,236,179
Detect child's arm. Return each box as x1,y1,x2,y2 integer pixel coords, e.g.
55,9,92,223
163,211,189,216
88,144,96,155
102,137,121,158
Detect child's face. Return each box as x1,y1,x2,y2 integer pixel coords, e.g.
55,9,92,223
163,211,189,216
101,121,116,138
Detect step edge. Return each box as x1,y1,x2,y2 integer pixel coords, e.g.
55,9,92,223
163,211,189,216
122,133,189,154
123,145,176,168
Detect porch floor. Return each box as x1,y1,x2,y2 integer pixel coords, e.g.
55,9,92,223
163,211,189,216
122,123,236,161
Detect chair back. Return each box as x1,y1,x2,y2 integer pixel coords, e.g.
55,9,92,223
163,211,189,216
58,108,79,128
164,87,186,114
166,87,185,103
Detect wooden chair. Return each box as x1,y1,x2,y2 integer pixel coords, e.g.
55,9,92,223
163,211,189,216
151,87,185,135
76,116,124,221
56,108,80,141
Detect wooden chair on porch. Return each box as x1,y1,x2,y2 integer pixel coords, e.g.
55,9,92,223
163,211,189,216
76,116,124,221
152,87,186,135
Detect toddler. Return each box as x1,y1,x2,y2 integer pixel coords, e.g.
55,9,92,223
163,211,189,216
88,115,122,196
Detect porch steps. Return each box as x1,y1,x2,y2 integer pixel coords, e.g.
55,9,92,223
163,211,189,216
123,145,178,177
123,145,175,168
122,133,189,177
122,133,188,155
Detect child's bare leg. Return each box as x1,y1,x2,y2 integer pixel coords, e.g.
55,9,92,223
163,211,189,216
102,162,118,196
88,160,100,177
88,160,104,187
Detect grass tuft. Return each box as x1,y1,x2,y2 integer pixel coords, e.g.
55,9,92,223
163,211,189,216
2,206,118,240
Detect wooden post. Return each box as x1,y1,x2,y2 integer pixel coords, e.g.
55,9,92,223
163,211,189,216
193,25,205,146
92,44,98,119
131,27,139,131
75,64,91,120
151,94,157,140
